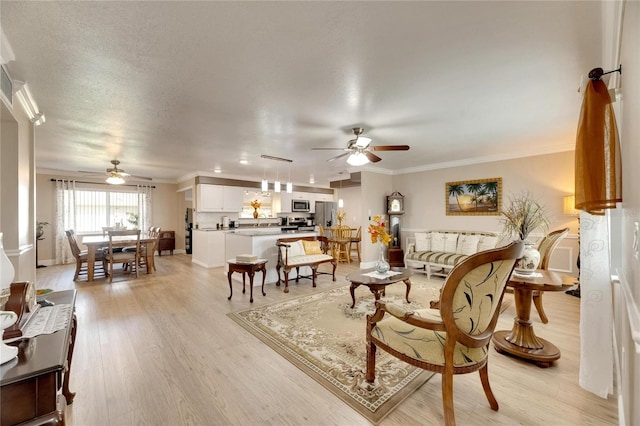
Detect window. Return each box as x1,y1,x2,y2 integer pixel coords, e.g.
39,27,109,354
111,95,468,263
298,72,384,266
71,189,146,233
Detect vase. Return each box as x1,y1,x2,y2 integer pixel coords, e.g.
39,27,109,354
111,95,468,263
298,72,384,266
253,208,259,219
375,243,390,274
514,241,540,275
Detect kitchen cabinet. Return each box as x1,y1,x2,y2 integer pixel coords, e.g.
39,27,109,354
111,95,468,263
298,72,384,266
192,230,226,267
197,184,243,212
279,192,293,213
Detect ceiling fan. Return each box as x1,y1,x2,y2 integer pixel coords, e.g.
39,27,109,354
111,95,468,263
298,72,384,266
79,160,152,184
312,128,410,165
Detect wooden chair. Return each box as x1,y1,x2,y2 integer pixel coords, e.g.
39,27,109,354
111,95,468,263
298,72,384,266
334,225,352,263
366,241,524,426
106,229,140,283
531,228,569,323
349,226,362,263
65,230,108,281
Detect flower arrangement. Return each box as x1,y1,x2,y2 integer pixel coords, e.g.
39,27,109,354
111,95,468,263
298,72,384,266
367,215,391,245
337,210,346,224
500,191,549,241
250,200,261,209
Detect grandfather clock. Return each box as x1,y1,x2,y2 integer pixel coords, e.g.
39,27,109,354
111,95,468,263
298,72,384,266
386,191,405,267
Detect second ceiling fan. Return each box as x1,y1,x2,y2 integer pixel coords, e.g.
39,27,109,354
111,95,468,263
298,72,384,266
312,128,410,165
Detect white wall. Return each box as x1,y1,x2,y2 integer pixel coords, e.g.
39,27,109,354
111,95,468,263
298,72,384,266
612,1,640,424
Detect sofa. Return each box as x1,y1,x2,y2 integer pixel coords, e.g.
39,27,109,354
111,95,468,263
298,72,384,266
404,230,500,279
276,236,336,293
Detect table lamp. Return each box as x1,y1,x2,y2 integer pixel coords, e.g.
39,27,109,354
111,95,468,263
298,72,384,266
0,232,19,364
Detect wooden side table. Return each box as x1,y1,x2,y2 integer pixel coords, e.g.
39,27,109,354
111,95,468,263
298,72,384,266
158,230,175,255
227,259,267,303
492,270,575,367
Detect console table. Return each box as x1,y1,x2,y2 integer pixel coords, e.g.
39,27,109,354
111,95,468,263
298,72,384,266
1,290,77,425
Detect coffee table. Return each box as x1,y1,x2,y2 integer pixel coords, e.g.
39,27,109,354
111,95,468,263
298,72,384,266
227,259,267,303
346,267,413,308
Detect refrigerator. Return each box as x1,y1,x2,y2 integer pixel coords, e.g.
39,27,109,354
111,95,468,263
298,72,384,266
314,201,337,228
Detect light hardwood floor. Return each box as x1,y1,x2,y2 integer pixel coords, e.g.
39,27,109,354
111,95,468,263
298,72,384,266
34,254,618,425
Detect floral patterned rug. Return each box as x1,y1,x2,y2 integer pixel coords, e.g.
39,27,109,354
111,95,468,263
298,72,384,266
228,277,444,423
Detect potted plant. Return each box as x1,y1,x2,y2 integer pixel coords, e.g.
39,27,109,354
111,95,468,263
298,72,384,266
500,191,549,274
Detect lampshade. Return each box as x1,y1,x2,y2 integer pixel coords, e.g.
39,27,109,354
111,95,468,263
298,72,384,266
0,232,14,294
261,179,268,192
347,152,369,166
563,195,579,216
274,180,281,193
286,181,293,193
106,174,125,185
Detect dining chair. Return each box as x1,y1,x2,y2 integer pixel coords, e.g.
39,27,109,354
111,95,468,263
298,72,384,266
349,226,362,263
106,229,141,283
365,241,524,426
531,227,569,323
140,227,162,271
334,225,352,263
65,230,108,281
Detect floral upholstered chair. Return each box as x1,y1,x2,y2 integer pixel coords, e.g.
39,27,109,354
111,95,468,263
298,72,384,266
365,241,524,426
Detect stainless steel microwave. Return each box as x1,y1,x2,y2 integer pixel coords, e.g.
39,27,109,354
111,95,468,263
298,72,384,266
292,199,310,212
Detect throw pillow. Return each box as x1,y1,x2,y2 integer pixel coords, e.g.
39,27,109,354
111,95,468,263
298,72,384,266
477,236,499,252
414,232,431,251
456,235,480,255
302,240,322,255
443,233,459,253
431,232,445,252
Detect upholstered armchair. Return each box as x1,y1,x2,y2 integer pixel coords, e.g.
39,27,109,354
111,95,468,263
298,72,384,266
365,241,524,426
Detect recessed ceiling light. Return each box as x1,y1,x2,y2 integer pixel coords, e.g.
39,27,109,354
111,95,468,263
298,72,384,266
239,159,248,165
214,168,222,173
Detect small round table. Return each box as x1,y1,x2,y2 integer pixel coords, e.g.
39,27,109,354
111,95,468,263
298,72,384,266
227,259,267,303
346,267,413,308
492,269,575,367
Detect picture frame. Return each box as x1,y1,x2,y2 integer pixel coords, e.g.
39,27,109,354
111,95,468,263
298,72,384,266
446,177,502,216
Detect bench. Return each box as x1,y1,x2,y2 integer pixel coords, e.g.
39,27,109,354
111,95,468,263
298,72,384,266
276,236,336,293
404,230,500,279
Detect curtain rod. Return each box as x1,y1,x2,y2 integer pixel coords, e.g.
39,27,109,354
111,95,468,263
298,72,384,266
50,179,155,188
588,65,622,81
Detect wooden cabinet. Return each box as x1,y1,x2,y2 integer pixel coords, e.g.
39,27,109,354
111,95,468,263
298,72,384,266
197,185,243,212
158,230,175,255
192,230,226,268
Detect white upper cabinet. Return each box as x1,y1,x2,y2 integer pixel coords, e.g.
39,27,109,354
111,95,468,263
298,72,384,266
197,184,244,212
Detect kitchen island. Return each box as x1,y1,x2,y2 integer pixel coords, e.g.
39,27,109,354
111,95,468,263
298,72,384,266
225,229,317,284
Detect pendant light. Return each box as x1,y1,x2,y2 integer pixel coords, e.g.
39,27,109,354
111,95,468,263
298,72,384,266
261,165,268,192
274,166,281,193
286,162,293,193
338,174,344,208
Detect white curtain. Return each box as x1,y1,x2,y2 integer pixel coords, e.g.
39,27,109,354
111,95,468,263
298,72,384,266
579,211,614,397
55,179,76,264
138,185,153,232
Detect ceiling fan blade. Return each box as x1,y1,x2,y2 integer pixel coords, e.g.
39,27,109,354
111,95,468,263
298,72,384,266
312,147,349,151
128,175,153,181
327,152,350,162
78,170,103,175
371,145,410,151
365,151,382,163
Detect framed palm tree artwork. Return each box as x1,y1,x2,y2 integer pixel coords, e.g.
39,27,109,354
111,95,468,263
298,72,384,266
446,177,502,216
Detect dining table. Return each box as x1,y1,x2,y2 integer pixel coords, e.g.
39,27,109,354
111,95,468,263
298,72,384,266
492,269,575,367
82,234,157,281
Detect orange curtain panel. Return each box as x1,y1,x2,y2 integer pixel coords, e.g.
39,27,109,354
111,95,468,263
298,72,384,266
574,79,622,215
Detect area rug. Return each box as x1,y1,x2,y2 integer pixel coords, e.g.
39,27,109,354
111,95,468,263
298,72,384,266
228,276,444,423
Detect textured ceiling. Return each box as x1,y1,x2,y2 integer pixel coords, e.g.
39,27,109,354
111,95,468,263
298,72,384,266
1,1,601,186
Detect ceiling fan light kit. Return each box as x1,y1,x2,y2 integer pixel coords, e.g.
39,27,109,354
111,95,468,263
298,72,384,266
106,174,125,185
313,127,409,165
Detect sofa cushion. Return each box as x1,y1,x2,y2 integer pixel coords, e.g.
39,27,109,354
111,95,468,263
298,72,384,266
415,232,431,251
281,240,305,259
430,232,445,252
302,240,322,255
477,236,499,252
456,235,480,255
405,251,468,266
287,254,334,266
443,233,459,253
